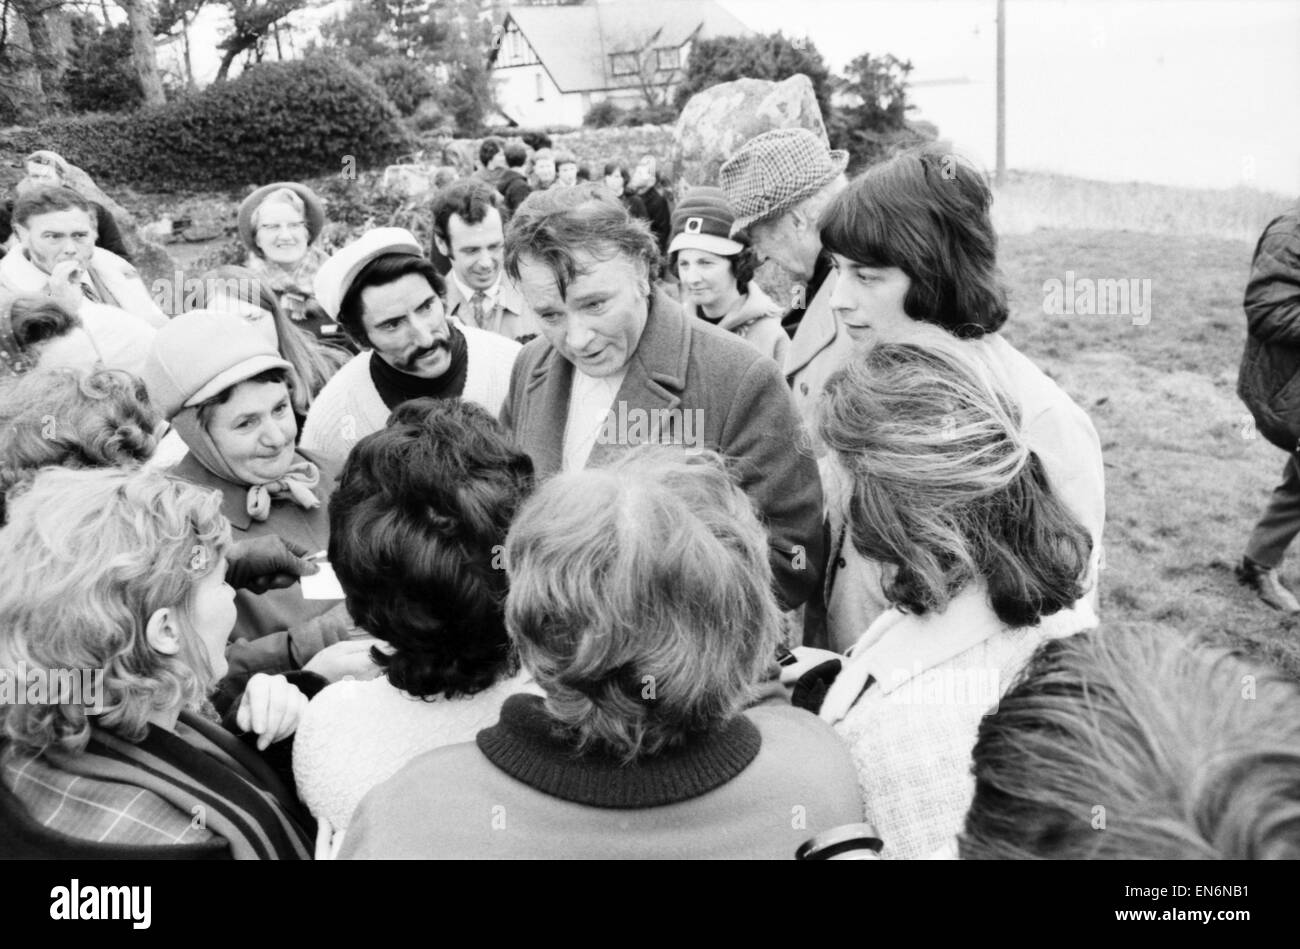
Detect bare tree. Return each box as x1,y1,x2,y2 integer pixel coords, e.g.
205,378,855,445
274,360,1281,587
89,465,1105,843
214,0,304,80
114,0,165,105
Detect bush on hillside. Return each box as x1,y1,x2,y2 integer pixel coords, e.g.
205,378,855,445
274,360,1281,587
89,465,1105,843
0,57,415,191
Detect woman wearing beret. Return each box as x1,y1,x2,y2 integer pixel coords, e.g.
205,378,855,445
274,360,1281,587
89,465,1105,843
669,186,788,367
141,310,350,669
239,182,353,353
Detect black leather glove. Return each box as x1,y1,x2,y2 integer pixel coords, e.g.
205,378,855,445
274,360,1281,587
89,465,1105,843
225,535,319,594
791,658,844,714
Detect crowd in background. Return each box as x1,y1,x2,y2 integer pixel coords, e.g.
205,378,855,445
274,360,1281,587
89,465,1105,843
1,131,1297,861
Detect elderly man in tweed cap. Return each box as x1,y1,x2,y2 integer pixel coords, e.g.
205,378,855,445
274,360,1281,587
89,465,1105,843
720,128,851,429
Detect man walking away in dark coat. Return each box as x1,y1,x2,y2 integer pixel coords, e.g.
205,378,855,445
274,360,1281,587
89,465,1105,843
1238,198,1300,612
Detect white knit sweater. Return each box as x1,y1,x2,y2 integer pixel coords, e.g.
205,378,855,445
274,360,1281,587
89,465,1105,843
300,322,520,459
820,584,1098,860
293,669,541,832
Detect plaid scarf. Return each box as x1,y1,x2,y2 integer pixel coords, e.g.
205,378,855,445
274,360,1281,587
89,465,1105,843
6,711,311,859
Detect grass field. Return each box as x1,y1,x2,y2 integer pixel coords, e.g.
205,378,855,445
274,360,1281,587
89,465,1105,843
994,223,1300,670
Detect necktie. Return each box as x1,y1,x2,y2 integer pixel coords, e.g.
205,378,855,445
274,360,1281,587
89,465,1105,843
470,291,487,329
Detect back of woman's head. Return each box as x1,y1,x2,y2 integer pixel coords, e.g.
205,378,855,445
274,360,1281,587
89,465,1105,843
961,626,1300,859
328,398,535,699
819,145,1007,337
504,447,783,762
0,367,159,523
818,338,1090,626
0,467,229,753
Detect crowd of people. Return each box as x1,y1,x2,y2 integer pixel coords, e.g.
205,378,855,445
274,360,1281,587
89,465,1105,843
0,133,1297,861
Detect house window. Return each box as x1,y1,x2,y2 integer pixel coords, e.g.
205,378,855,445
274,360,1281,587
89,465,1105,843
535,72,544,101
610,52,639,76
655,47,679,72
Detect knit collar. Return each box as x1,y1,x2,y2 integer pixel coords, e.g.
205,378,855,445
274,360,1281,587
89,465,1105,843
477,693,761,808
368,323,469,410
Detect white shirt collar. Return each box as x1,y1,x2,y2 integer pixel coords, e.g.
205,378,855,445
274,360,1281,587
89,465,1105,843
451,270,501,306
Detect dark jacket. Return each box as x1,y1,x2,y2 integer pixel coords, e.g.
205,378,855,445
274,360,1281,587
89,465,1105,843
167,449,351,665
1239,201,1300,450
496,168,532,217
639,184,672,255
0,711,311,860
499,290,825,610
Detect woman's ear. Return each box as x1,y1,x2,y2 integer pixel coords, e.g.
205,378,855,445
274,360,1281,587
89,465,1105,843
144,608,182,657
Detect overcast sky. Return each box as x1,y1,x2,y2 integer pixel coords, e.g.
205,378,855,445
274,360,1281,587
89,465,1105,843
161,0,1300,195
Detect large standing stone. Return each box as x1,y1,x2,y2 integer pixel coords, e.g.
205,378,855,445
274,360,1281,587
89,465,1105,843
61,162,178,291
672,74,829,191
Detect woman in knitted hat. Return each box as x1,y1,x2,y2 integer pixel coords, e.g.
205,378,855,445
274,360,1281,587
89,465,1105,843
239,183,346,348
668,186,788,367
141,310,346,651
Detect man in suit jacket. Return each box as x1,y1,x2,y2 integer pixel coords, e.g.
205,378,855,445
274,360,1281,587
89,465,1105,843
499,184,824,611
432,179,541,343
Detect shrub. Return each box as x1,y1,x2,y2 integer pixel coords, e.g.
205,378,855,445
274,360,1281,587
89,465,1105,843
0,57,415,191
584,100,624,128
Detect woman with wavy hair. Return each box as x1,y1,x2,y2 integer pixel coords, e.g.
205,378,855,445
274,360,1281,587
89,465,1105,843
960,626,1300,859
811,145,1105,651
293,398,540,842
789,337,1096,859
0,366,158,523
0,467,312,859
339,449,862,859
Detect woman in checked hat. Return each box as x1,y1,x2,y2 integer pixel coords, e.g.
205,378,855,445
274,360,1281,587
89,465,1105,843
668,186,789,366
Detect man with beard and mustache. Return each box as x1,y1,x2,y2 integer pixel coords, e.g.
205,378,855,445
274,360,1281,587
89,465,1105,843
301,228,520,459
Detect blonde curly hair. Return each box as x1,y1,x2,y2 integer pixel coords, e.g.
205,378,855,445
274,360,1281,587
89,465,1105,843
0,467,230,753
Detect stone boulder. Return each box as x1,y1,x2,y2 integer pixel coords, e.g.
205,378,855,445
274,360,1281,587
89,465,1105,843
672,74,830,190
61,162,178,290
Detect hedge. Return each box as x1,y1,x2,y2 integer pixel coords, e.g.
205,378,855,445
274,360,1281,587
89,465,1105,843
0,57,416,191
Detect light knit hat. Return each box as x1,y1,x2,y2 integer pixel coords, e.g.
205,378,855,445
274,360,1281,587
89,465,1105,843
313,227,424,320
668,186,745,257
141,310,290,421
719,127,849,236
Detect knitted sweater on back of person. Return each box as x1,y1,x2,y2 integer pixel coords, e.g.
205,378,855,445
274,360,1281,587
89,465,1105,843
338,699,864,859
292,669,541,833
300,321,519,459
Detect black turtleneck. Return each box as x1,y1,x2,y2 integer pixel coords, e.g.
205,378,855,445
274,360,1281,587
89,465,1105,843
368,324,469,411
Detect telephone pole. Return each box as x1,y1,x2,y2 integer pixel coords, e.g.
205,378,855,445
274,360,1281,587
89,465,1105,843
996,0,1006,185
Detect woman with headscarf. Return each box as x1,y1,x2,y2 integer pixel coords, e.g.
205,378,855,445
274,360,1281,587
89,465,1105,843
141,310,351,668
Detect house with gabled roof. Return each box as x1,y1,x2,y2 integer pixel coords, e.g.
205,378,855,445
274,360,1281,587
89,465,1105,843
489,0,753,127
